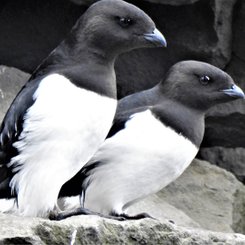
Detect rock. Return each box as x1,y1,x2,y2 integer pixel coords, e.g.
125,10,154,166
144,0,200,6
0,66,30,123
202,100,245,148
1,159,245,242
206,100,245,117
71,0,202,7
0,0,87,73
157,159,245,234
199,147,245,183
231,0,245,60
202,113,245,148
201,0,245,148
128,194,201,229
211,0,237,67
68,0,96,5
0,213,245,244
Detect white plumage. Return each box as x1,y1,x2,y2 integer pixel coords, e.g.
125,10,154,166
82,110,198,215
7,74,117,217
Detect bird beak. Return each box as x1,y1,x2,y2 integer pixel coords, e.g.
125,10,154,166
221,84,245,99
143,28,167,48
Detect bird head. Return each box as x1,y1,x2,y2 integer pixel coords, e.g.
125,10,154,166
161,60,244,112
73,0,167,58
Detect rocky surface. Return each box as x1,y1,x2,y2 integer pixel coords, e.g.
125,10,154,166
0,66,30,122
1,213,245,245
0,0,87,73
1,157,245,244
201,0,245,150
199,147,245,183
1,159,245,244
144,0,200,6
156,159,245,234
128,195,201,229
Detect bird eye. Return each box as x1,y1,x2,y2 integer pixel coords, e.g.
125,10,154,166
199,75,211,85
118,17,133,27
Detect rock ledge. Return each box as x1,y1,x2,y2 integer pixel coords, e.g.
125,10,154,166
1,214,245,245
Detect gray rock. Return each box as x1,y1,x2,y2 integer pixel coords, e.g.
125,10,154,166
0,1,87,73
0,213,245,245
68,0,96,5
0,66,30,123
144,0,200,6
202,0,245,148
202,113,245,148
231,0,245,60
128,194,201,229
206,100,245,117
203,100,245,147
69,0,202,6
211,0,237,67
199,147,245,183
158,159,245,234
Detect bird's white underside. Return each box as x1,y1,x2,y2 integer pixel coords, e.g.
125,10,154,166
64,110,199,215
0,74,117,217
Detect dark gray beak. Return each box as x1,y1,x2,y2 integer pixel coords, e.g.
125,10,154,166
221,84,245,99
144,28,167,48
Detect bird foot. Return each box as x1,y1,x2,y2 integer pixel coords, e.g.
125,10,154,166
49,208,154,222
49,207,126,221
112,212,156,220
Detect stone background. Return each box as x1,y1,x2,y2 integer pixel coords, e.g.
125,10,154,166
0,0,245,241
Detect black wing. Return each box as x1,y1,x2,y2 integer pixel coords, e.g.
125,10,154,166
0,76,43,197
107,105,150,138
107,86,159,138
59,161,101,198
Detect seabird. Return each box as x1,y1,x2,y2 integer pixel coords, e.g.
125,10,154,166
57,60,245,220
0,0,167,217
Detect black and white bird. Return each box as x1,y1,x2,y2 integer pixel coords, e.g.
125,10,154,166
0,0,167,217
58,60,245,220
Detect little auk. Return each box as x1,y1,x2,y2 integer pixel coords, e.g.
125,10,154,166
57,60,245,220
0,0,167,217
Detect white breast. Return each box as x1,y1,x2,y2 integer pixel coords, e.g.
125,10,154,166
83,109,198,215
8,74,117,217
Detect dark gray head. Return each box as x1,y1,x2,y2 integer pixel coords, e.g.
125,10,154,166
32,0,166,79
70,0,166,58
159,60,244,111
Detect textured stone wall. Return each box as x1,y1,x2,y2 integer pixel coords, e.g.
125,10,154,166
0,0,245,241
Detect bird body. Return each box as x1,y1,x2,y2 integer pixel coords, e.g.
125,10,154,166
81,109,198,215
8,74,117,217
59,61,245,220
0,0,166,217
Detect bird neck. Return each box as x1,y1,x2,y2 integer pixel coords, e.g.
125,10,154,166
54,35,117,67
31,38,117,99
153,100,205,148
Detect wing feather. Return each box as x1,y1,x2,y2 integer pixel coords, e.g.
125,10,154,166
0,76,43,197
